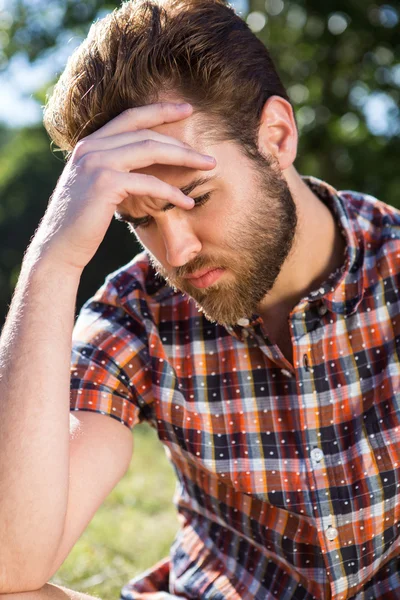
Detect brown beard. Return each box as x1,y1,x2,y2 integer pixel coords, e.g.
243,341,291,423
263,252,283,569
149,156,298,327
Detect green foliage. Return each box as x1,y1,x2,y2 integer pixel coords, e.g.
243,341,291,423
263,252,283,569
248,0,400,202
1,1,116,64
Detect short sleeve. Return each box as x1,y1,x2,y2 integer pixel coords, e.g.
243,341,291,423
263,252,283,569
70,281,154,431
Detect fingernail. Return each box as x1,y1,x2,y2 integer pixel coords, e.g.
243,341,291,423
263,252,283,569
204,155,216,163
177,103,192,110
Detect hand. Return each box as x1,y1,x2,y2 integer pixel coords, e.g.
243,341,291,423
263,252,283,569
32,102,215,272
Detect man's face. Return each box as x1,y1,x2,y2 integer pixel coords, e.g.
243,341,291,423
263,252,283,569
122,115,298,327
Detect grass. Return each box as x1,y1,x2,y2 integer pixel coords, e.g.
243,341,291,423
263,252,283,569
50,423,179,599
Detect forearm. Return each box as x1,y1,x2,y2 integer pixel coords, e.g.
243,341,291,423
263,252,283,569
0,245,82,590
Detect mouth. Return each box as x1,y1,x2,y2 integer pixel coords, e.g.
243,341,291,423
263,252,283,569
184,267,226,289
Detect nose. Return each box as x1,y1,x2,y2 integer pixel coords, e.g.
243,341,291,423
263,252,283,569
160,214,202,268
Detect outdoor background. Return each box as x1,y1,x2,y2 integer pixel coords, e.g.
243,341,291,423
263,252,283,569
1,0,400,597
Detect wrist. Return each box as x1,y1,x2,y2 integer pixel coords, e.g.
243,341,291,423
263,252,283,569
21,241,84,285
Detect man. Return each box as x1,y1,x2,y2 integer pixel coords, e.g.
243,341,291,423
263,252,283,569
1,0,399,599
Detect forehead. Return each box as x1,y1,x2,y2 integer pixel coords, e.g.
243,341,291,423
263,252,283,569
151,110,210,152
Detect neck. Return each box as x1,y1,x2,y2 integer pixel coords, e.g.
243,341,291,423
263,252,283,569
258,170,346,321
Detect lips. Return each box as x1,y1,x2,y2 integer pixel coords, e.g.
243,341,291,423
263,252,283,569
184,267,219,280
184,268,225,289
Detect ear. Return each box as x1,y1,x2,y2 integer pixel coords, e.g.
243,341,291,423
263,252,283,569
257,95,298,171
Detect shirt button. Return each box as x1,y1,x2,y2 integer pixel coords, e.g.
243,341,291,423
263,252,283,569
326,527,338,541
311,448,324,463
318,304,328,316
237,318,250,327
280,368,293,378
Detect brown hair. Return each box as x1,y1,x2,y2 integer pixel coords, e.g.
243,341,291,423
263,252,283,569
43,0,294,161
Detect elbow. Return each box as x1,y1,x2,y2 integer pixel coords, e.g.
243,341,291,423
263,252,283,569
0,562,52,595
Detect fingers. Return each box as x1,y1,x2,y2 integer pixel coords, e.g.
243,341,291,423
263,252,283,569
77,140,215,173
68,101,216,225
87,103,193,140
109,171,196,210
75,129,192,154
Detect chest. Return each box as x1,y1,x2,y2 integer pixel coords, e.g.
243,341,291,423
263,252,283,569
151,324,400,595
153,313,400,504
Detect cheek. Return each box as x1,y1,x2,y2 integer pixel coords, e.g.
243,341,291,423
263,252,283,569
202,220,225,240
203,208,239,242
198,200,233,236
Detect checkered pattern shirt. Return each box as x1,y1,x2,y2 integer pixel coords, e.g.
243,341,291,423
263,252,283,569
70,176,400,599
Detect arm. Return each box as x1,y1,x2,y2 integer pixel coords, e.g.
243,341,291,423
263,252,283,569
0,101,214,592
0,252,80,590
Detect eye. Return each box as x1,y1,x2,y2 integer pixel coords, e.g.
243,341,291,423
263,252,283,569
129,216,153,231
193,192,211,207
129,192,212,231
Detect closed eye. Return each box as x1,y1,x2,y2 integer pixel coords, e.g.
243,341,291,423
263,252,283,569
124,192,212,231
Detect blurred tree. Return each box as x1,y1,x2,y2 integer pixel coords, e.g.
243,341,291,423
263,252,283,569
247,0,400,203
0,0,399,326
1,1,115,63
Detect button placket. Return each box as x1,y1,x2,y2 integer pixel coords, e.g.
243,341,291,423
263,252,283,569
293,319,340,570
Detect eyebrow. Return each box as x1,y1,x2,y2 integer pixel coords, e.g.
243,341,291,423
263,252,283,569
115,175,218,223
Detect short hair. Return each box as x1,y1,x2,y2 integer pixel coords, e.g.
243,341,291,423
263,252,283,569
43,0,294,160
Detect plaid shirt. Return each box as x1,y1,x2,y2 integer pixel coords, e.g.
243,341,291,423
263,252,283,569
70,176,400,600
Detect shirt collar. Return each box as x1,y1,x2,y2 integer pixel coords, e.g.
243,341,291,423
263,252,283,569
302,175,366,316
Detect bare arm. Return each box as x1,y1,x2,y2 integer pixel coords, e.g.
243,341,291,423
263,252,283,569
0,250,81,590
0,102,215,592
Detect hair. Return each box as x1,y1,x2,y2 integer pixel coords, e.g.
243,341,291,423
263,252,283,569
43,0,294,161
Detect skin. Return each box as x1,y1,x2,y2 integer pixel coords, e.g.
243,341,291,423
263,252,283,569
116,94,347,348
0,103,220,593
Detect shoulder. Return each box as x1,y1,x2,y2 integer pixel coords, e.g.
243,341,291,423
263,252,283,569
73,252,178,347
338,188,400,283
338,188,400,237
82,251,175,319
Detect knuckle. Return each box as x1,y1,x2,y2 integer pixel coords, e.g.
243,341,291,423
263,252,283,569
188,149,203,163
181,153,194,167
93,167,112,188
73,140,88,160
159,101,172,111
78,151,99,170
138,138,156,153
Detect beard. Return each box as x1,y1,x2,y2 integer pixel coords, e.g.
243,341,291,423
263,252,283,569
148,154,298,327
